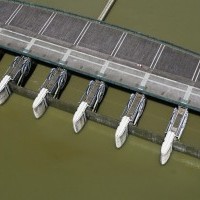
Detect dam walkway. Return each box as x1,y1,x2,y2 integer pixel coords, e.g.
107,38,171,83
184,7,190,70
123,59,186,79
0,1,200,111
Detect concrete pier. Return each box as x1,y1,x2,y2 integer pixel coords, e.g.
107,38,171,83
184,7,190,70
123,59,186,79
9,82,200,160
98,0,116,21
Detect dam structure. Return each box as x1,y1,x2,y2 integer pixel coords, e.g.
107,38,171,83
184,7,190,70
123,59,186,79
1,0,200,163
0,1,200,112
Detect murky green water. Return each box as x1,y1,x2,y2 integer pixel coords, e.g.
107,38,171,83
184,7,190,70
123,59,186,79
24,0,107,18
106,0,200,53
0,0,200,199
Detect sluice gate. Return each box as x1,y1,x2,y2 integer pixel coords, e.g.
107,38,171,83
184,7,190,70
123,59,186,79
33,68,68,118
115,93,146,148
73,80,106,133
0,55,32,104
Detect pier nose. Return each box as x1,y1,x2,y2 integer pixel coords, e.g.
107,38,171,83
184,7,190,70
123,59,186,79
32,88,49,119
115,116,130,148
0,75,12,105
160,138,173,165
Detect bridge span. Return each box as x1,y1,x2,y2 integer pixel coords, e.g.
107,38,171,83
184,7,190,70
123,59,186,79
0,0,200,111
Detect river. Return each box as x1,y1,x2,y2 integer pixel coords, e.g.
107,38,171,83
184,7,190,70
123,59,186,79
0,0,200,200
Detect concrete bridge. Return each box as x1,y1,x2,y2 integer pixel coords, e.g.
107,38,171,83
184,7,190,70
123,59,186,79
0,0,200,111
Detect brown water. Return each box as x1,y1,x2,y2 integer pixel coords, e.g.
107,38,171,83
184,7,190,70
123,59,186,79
0,1,200,200
25,0,107,18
